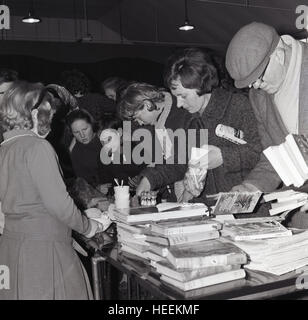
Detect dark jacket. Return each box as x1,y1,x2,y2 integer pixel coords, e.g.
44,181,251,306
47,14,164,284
193,88,262,201
143,88,262,203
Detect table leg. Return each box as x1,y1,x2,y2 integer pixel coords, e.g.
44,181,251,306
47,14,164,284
91,253,106,300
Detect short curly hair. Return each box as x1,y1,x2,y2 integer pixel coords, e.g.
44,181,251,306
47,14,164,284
0,81,56,136
117,82,165,120
164,48,219,95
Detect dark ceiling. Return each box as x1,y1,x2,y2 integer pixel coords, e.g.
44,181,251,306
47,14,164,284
4,0,308,53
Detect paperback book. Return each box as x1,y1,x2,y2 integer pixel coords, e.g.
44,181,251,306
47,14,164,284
221,219,292,241
155,260,241,282
145,230,220,247
160,269,246,291
263,134,308,187
166,238,247,269
149,218,221,236
114,203,208,225
212,192,262,215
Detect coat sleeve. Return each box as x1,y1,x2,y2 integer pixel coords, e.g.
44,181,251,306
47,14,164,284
27,139,93,236
219,93,263,174
242,90,282,192
142,117,202,190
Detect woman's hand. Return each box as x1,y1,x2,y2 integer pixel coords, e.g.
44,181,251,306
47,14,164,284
189,144,223,170
183,167,207,198
231,183,260,192
136,177,151,196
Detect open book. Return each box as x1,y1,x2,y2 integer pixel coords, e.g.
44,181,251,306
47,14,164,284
263,134,308,187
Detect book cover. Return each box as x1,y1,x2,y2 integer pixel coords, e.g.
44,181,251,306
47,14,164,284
114,205,208,225
156,260,240,282
161,277,246,299
221,220,292,241
269,198,307,216
166,239,247,269
148,242,169,257
263,145,293,186
160,269,246,291
145,230,220,247
289,134,308,174
212,192,262,215
149,218,221,236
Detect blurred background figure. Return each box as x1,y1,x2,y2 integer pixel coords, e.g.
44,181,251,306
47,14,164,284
61,69,116,119
101,76,128,102
66,109,103,188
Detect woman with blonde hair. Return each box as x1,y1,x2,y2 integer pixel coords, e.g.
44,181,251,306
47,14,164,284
0,81,104,300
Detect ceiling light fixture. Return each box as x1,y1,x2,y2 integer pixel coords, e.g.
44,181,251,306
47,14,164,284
22,1,41,24
179,0,194,31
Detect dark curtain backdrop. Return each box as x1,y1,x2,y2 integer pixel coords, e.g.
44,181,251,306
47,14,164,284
0,54,164,91
0,41,180,90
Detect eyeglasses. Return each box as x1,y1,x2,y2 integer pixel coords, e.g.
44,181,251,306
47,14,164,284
249,59,270,89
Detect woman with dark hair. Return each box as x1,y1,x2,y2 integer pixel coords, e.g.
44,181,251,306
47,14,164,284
0,81,103,300
66,109,104,187
134,48,262,203
161,47,263,201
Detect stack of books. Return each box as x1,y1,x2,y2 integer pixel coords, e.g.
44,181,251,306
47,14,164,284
153,238,247,291
263,133,308,187
144,217,222,268
113,202,208,225
116,222,150,261
232,230,308,275
114,202,209,262
263,190,308,216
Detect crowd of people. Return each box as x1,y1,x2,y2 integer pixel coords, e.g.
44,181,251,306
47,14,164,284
0,21,308,299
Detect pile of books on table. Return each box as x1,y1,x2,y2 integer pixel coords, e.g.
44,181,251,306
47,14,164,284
152,238,247,292
114,203,209,265
263,190,308,216
231,230,308,276
142,217,247,293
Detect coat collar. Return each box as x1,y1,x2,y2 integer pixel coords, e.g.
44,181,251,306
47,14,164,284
2,129,37,144
192,88,232,120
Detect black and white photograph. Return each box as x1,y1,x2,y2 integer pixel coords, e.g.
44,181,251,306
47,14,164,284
1,0,308,308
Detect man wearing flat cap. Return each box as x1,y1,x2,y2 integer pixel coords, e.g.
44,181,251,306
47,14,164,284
225,22,308,226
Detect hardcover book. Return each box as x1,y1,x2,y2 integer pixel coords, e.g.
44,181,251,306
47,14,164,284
160,269,246,291
166,238,247,269
155,260,241,282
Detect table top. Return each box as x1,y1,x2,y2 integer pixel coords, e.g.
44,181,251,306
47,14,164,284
74,229,306,300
